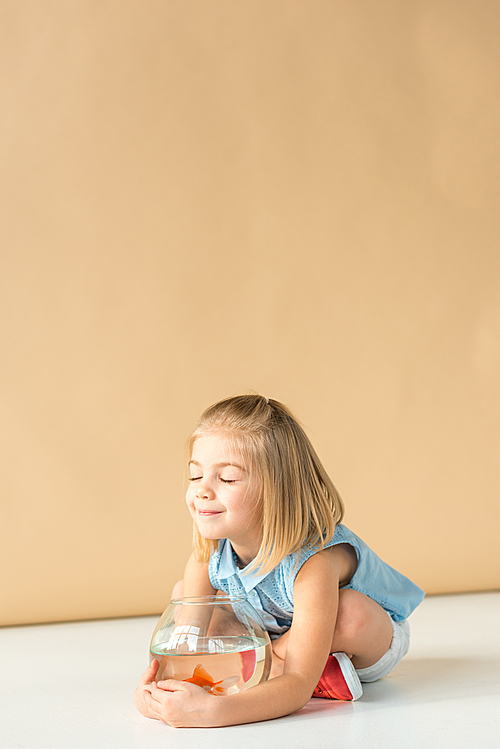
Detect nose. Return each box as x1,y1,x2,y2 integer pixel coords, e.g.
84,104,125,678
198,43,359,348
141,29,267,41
196,479,215,500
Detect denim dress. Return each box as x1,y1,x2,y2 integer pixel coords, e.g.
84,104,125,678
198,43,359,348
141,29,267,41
208,524,425,636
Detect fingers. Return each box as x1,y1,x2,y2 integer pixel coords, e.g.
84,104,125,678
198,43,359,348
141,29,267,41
143,682,176,722
143,679,212,727
154,678,183,693
149,658,159,673
142,689,162,720
139,659,159,687
147,682,163,701
144,682,192,725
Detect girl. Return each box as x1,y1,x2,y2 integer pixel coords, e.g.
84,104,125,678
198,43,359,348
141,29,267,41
135,395,424,727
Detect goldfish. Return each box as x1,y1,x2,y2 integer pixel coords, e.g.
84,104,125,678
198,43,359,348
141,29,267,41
183,664,239,695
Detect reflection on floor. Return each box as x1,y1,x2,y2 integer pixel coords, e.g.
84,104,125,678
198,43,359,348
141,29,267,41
1,591,499,749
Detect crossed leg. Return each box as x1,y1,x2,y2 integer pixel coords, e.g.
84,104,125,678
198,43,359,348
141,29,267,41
272,589,393,676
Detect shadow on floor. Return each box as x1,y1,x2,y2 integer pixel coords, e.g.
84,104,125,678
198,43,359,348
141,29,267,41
361,656,500,706
291,697,355,720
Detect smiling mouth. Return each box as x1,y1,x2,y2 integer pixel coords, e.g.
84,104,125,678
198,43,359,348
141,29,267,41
197,510,222,516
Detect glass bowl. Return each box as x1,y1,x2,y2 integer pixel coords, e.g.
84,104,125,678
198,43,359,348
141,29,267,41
149,595,272,695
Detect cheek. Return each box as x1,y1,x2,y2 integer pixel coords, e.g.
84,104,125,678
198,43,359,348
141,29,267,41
185,487,195,512
236,494,260,521
241,481,262,516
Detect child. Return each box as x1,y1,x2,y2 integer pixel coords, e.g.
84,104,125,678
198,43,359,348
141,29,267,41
135,395,424,727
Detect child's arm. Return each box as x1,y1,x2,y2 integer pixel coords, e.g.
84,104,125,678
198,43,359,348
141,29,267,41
181,550,217,597
143,549,343,727
134,552,215,712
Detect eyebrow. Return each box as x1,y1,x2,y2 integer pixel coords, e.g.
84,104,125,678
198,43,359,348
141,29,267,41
188,460,248,472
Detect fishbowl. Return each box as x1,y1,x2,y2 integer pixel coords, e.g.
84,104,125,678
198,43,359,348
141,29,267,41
149,595,272,695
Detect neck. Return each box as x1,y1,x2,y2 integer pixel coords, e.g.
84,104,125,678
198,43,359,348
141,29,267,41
230,538,260,570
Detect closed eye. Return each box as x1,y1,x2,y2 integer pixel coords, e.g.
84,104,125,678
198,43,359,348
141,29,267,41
188,477,202,482
220,478,236,484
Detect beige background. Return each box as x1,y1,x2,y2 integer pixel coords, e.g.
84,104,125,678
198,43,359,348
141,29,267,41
1,1,499,627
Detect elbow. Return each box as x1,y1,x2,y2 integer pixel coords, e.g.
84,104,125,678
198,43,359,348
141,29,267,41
286,671,317,710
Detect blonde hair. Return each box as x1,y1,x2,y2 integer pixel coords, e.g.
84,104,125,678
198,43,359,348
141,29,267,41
187,394,344,574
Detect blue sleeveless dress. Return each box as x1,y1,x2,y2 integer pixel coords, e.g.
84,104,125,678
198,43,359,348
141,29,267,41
208,523,425,636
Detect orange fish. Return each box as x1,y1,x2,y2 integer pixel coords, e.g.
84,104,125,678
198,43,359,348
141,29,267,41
183,664,239,695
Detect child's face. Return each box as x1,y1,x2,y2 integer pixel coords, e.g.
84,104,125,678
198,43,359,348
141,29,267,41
186,433,262,563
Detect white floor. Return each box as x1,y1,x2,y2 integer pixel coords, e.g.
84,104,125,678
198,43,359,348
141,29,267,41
1,591,499,749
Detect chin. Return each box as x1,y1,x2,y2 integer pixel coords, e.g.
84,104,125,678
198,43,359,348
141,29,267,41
197,528,221,541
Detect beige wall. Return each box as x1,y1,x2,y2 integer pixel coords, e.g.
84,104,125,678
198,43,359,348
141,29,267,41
1,1,499,626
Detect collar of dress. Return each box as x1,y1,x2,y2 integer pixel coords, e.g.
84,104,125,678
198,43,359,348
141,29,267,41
218,539,269,594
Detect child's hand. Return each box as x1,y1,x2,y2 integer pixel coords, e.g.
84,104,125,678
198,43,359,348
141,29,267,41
133,659,159,717
143,678,216,728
